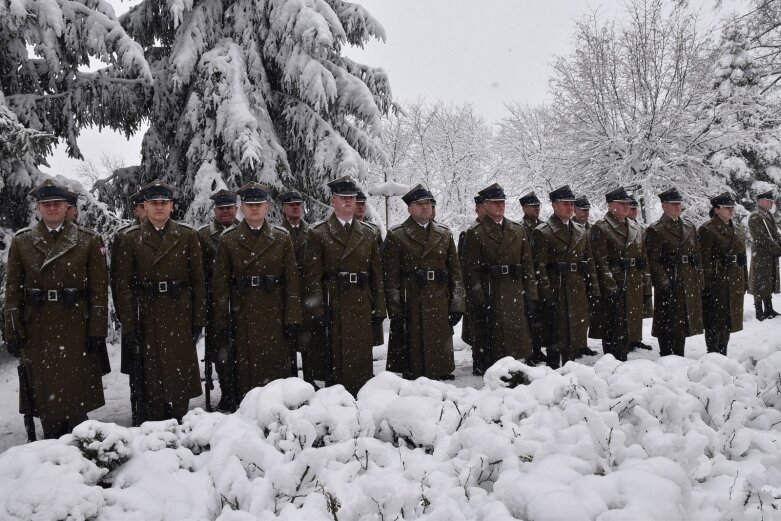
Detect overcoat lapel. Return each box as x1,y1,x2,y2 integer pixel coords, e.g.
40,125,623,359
40,221,78,270
422,224,446,259
153,221,183,265
497,221,517,256
625,219,639,249
570,221,585,252
548,216,571,249
403,218,428,253
326,214,349,248
342,219,367,260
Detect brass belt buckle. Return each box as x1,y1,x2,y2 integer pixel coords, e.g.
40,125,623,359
158,281,168,293
47,290,59,302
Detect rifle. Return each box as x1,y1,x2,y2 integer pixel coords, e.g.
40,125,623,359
483,277,494,371
203,348,214,412
401,285,411,378
547,268,563,368
323,287,334,387
131,330,149,426
223,319,239,412
17,356,36,442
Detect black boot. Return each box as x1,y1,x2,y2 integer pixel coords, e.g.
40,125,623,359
764,298,780,319
755,299,766,321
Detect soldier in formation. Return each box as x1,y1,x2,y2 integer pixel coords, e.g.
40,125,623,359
355,189,385,347
531,185,599,368
627,196,653,351
646,187,704,357
573,195,600,357
383,185,465,380
519,191,547,365
458,195,485,374
4,180,109,439
748,190,781,320
212,183,302,410
698,193,748,355
198,190,239,411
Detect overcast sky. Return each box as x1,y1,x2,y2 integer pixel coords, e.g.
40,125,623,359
46,0,741,181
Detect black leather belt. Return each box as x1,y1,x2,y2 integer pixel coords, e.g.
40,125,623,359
403,269,449,285
25,288,85,306
324,271,370,288
721,254,746,266
610,257,646,270
232,274,282,293
140,280,189,298
663,254,700,267
484,264,524,279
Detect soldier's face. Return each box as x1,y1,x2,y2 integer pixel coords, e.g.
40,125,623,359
282,202,303,221
213,205,237,226
36,200,68,227
628,207,638,220
354,202,367,220
609,201,630,220
522,205,540,219
144,200,173,225
408,200,433,224
331,195,356,218
758,198,774,211
66,205,78,221
714,206,735,221
483,200,505,222
574,207,589,223
662,201,683,220
132,203,147,222
552,201,575,221
241,202,268,227
475,204,486,218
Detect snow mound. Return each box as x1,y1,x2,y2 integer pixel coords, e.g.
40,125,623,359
2,350,781,520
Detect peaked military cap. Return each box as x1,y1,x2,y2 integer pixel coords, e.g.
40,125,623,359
478,183,506,201
402,184,435,205
29,179,68,202
327,176,358,196
574,195,591,209
237,182,270,203
628,195,639,208
549,185,576,202
519,191,541,206
757,190,775,200
143,179,175,201
130,190,146,207
711,192,736,208
474,195,484,205
279,190,304,204
210,189,237,207
658,187,683,202
356,190,368,203
64,189,79,206
604,186,632,203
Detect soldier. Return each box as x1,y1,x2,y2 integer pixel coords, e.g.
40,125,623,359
458,195,485,374
198,189,239,411
114,180,206,423
355,189,385,346
628,196,653,351
4,180,109,439
278,189,314,382
590,187,648,362
573,196,591,229
646,187,703,357
698,192,748,355
463,183,538,372
383,185,465,380
212,183,302,409
531,186,600,368
110,190,146,424
748,190,781,320
303,176,386,395
573,195,600,357
64,189,79,222
518,191,546,365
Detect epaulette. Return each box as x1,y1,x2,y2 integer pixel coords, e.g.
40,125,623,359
572,221,585,231
468,220,482,231
176,221,194,230
198,223,210,232
312,220,328,229
122,224,142,235
433,221,451,231
221,224,238,236
115,223,134,235
273,224,290,235
77,226,100,236
388,223,404,234
14,227,32,237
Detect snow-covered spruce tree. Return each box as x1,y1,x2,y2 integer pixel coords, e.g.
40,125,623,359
119,0,393,224
0,0,152,228
707,20,781,211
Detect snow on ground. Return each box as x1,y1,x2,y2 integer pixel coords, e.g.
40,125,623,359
1,294,780,520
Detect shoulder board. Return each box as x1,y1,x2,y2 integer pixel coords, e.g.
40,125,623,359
433,221,451,231
273,224,290,235
115,223,133,234
77,226,99,236
123,224,142,235
312,220,328,229
198,224,210,232
176,221,194,230
468,220,482,231
572,221,585,231
221,224,238,236
14,227,32,237
388,223,404,233
536,221,551,232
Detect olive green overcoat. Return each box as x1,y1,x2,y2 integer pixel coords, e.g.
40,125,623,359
198,219,237,363
383,218,465,379
361,220,385,346
462,216,538,364
114,219,206,404
521,215,546,349
748,209,781,298
4,221,108,420
303,214,386,395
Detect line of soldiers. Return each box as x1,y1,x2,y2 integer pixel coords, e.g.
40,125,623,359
4,177,780,441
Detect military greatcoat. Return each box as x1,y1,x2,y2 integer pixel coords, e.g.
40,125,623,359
520,215,546,350
698,216,748,336
748,209,781,298
646,215,704,339
110,220,138,375
590,213,648,346
361,220,386,346
383,218,465,379
303,214,386,395
531,216,599,358
462,215,538,365
458,221,479,349
114,219,206,405
4,221,108,423
212,220,303,395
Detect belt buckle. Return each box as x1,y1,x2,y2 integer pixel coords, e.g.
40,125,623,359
629,258,636,267
427,270,435,281
727,255,737,263
47,290,59,302
349,273,358,284
570,263,578,272
158,281,168,293
500,265,509,275
250,275,261,287
681,255,689,264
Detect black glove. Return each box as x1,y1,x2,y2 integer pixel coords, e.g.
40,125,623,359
448,312,463,327
476,303,491,322
6,337,23,358
371,316,385,327
283,324,299,338
643,294,652,306
192,327,203,345
313,315,327,329
86,336,106,353
123,332,140,351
